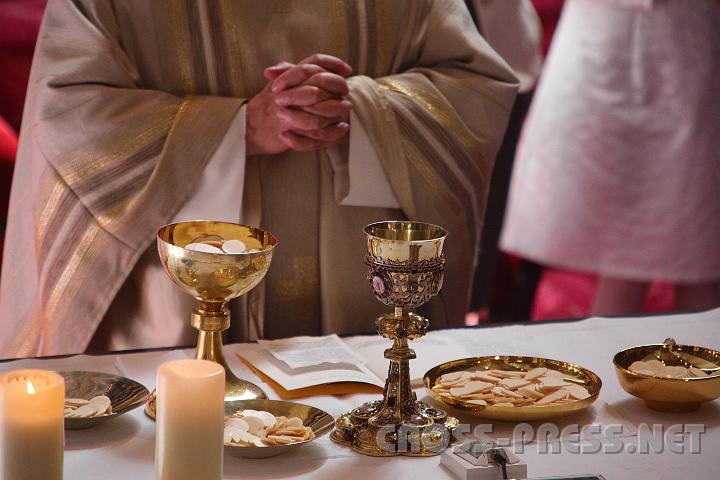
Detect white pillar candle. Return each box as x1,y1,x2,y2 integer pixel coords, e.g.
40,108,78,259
0,369,64,480
155,359,225,480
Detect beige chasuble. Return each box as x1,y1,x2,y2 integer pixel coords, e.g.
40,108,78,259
0,0,518,357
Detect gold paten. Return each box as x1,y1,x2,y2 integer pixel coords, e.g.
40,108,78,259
331,221,458,457
424,356,602,422
146,221,277,419
613,342,720,412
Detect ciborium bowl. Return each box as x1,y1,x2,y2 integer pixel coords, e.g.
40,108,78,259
147,221,277,418
613,342,720,412
332,221,457,457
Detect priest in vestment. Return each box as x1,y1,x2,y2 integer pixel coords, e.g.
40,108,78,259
0,0,518,357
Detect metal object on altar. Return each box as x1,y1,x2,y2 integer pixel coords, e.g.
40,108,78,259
224,399,334,459
613,341,720,412
331,221,458,457
61,371,150,429
424,356,602,421
145,221,276,419
440,438,529,480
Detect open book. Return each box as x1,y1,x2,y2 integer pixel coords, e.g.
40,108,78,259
237,333,473,398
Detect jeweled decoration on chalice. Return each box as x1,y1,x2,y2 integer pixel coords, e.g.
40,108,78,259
331,221,458,456
146,221,277,418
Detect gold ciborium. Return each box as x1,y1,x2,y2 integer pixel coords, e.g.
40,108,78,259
146,221,276,418
331,221,458,456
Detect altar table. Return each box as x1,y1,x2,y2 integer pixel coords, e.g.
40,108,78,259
1,309,719,479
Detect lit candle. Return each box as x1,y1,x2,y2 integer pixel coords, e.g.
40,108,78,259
155,359,225,480
0,369,64,480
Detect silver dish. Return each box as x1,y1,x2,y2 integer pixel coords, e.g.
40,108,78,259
224,399,334,459
60,371,150,429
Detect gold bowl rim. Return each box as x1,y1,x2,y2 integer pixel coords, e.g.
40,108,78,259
612,343,720,382
423,355,602,420
157,220,277,257
363,220,447,243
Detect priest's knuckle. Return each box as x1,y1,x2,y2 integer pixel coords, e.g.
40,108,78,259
314,72,333,83
317,129,333,141
315,105,332,116
282,119,298,131
330,103,347,116
307,86,322,101
323,133,339,143
308,116,324,130
301,64,320,75
292,118,307,130
309,53,329,64
286,137,301,149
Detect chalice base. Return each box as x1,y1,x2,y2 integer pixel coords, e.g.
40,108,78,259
194,328,267,402
220,369,267,401
144,371,267,420
331,399,458,457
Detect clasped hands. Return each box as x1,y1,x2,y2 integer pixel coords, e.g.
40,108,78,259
246,54,353,156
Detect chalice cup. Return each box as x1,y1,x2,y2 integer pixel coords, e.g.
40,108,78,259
331,221,458,456
146,221,276,418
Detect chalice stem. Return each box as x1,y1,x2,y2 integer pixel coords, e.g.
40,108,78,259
195,330,232,375
383,308,418,420
192,301,233,376
192,307,267,401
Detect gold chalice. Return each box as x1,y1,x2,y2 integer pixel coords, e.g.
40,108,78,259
331,221,458,456
146,221,276,418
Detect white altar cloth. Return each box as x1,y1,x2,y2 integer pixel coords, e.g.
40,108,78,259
2,309,719,479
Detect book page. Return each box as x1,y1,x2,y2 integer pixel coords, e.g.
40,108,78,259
257,334,364,369
238,343,384,391
344,333,471,385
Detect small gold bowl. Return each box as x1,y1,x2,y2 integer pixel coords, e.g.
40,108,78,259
424,356,601,422
613,343,720,412
223,399,334,459
61,371,150,429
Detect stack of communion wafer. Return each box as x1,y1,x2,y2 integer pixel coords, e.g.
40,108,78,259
629,359,717,379
64,395,112,418
431,367,591,407
224,409,315,447
185,235,261,254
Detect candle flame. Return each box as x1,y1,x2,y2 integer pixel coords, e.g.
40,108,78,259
26,380,36,395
